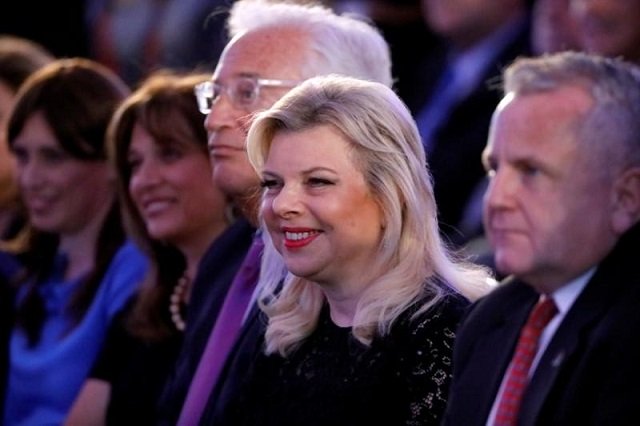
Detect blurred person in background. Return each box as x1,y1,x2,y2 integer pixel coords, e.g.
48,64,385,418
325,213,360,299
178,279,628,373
571,0,640,64
0,36,54,416
413,0,531,245
2,58,147,425
84,0,230,85
530,0,580,54
329,0,439,107
0,36,54,241
66,71,232,425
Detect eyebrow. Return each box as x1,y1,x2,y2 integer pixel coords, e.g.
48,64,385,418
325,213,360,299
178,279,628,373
214,72,260,82
262,166,338,176
302,166,337,174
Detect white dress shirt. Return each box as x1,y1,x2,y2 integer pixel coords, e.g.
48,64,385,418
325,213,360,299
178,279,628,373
486,267,596,425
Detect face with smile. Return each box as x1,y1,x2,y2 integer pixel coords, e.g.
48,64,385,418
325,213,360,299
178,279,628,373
482,86,621,291
128,123,228,249
12,112,114,235
204,27,307,204
260,125,384,288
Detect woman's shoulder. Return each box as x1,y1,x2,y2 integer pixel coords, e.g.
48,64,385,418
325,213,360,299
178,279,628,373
393,285,470,343
98,240,148,315
104,240,148,284
112,240,148,268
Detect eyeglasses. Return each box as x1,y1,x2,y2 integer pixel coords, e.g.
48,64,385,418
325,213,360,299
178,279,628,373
194,76,299,114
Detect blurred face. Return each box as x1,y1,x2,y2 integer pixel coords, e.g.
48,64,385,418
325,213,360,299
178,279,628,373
128,124,228,248
482,87,619,292
532,0,580,54
12,112,114,235
261,125,384,288
571,0,640,61
204,27,307,202
422,0,521,48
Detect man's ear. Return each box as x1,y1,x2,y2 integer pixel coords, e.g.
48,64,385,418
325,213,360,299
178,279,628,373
611,166,640,234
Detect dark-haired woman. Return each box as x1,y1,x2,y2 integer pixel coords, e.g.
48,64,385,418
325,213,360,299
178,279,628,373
2,58,147,425
66,71,232,425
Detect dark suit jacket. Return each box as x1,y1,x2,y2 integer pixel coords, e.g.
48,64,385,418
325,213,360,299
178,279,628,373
443,223,640,425
409,17,531,244
156,218,255,425
199,302,268,425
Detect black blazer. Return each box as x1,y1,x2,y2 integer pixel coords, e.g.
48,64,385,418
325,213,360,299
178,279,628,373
443,224,640,425
156,219,256,425
199,302,268,425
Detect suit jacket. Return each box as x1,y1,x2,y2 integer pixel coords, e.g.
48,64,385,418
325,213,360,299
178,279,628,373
156,218,255,425
199,302,268,425
409,17,531,244
443,223,640,426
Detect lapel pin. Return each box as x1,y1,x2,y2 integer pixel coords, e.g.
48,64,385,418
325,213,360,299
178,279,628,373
551,351,565,367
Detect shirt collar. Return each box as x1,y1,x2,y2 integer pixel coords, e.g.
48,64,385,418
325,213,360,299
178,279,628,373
549,267,596,315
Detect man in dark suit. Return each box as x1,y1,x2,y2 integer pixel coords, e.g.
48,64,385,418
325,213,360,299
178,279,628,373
413,0,531,244
155,1,394,425
444,51,640,425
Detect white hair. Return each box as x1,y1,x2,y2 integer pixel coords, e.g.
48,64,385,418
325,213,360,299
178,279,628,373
226,0,393,87
504,51,640,170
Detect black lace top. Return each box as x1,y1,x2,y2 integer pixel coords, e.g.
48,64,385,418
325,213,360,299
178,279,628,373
219,291,469,426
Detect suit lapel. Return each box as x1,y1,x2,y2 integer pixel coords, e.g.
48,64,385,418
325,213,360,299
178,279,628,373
474,313,528,418
518,248,630,425
466,285,539,422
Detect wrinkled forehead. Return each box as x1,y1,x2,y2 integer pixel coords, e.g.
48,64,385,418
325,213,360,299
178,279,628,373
484,87,594,164
214,27,310,82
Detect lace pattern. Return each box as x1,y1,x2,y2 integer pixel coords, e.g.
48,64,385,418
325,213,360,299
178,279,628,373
223,292,468,425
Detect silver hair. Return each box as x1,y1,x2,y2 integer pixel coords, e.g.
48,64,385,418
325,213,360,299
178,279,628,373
226,0,393,87
504,51,640,169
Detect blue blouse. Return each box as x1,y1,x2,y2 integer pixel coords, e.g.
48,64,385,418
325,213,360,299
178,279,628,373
3,241,148,425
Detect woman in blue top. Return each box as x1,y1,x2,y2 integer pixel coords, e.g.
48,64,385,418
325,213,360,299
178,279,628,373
2,58,147,425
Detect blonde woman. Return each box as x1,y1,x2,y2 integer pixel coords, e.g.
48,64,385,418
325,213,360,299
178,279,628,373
217,75,495,425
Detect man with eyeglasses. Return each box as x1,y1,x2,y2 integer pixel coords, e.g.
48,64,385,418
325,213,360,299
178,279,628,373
156,1,393,425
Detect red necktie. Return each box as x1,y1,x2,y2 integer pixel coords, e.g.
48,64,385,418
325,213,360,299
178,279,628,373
494,296,558,426
177,237,263,425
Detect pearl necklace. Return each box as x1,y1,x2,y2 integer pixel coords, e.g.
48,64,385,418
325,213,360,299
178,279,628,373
169,275,189,332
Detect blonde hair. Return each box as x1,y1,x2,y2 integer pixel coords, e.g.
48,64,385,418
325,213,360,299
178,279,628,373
504,52,640,170
248,75,494,356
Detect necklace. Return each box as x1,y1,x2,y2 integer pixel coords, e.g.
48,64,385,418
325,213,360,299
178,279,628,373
169,275,189,331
